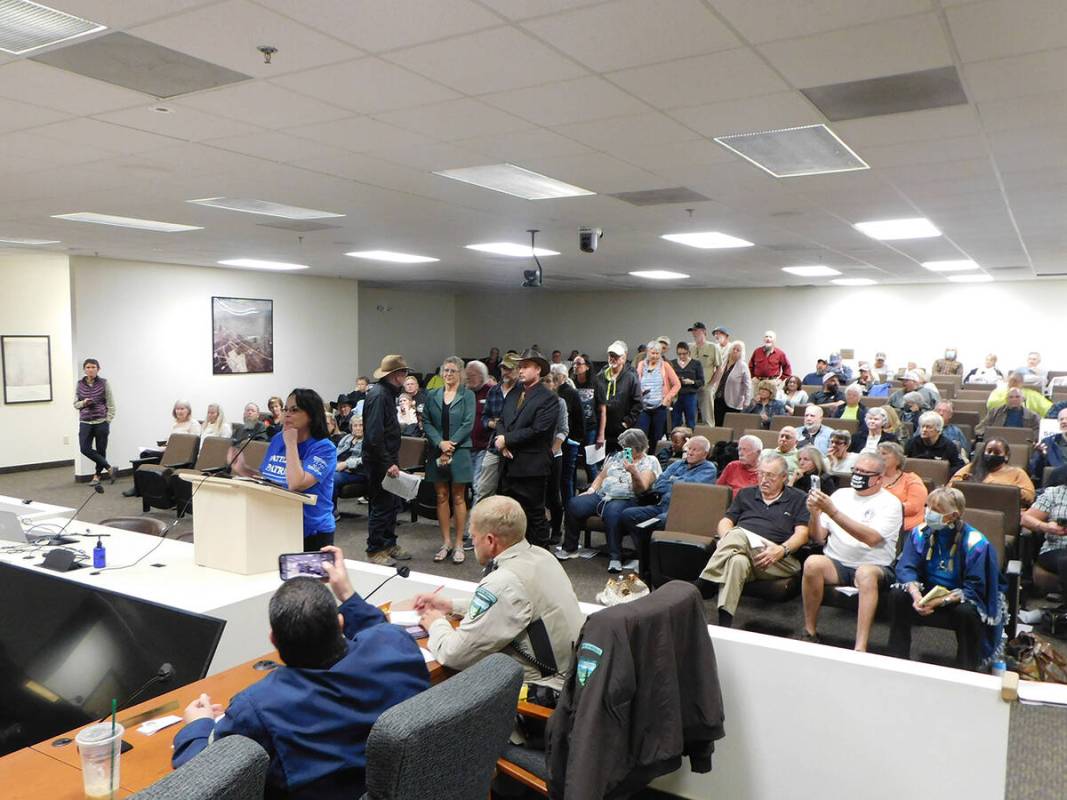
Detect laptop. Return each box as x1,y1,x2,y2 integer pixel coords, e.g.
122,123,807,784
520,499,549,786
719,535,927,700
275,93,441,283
0,511,30,544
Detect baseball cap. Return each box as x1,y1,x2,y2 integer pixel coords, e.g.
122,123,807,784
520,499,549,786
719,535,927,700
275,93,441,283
711,325,729,335
687,322,707,332
822,372,837,384
607,340,628,357
902,370,922,383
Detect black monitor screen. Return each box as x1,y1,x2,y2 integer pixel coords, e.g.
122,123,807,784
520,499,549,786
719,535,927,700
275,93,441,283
0,562,225,756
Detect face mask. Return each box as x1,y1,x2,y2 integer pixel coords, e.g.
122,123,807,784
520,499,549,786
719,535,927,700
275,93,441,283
983,453,1007,469
925,509,946,529
850,472,873,491
945,351,957,360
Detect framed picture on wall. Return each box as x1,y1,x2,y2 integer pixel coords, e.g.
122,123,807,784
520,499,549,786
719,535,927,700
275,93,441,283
1,335,53,404
211,297,274,375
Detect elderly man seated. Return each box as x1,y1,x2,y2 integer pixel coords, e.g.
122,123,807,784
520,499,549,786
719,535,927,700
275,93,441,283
986,371,1051,417
905,411,965,474
796,405,833,454
935,401,970,463
619,435,719,579
762,426,800,478
694,453,810,627
976,386,1041,441
889,371,938,412
799,452,903,651
718,433,761,493
811,372,846,409
1030,408,1067,480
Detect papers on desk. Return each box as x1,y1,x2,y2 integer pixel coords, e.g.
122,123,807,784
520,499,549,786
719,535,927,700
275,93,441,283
421,648,436,664
382,470,421,500
137,715,182,736
390,609,421,626
584,443,606,465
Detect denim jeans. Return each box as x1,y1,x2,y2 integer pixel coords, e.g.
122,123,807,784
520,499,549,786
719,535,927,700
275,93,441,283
637,406,668,448
561,439,579,505
562,492,638,561
672,394,698,429
619,503,669,580
582,428,601,482
79,421,110,474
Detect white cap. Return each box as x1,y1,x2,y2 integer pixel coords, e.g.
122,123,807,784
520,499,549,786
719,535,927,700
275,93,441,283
608,340,628,356
903,370,922,383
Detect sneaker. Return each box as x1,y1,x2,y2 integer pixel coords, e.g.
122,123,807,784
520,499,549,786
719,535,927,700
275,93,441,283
367,550,396,567
554,546,580,561
621,559,639,571
356,497,369,504
462,536,475,551
389,545,413,561
122,487,138,498
608,559,622,573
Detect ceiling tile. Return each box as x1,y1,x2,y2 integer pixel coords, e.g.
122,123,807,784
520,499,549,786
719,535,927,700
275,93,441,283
270,57,459,113
521,0,739,72
454,128,593,160
708,0,931,45
519,152,669,194
759,13,952,87
964,49,1067,103
204,130,351,163
50,0,215,28
283,116,435,152
0,60,150,115
131,0,362,79
30,118,180,155
862,135,987,168
608,49,788,110
833,105,980,148
977,90,1067,133
947,0,1067,63
476,0,605,20
0,97,70,135
552,112,699,149
0,130,114,172
363,141,492,172
668,91,823,138
176,82,351,128
93,104,263,141
385,26,587,94
374,98,533,142
481,76,650,126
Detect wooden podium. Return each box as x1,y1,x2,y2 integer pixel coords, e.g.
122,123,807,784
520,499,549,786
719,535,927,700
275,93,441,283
179,475,315,575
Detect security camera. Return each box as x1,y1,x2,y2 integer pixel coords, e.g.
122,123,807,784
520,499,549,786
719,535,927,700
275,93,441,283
522,269,542,288
579,227,603,253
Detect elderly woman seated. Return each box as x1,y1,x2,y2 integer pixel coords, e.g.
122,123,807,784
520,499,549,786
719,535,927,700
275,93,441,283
790,445,838,494
904,411,965,474
950,438,1036,507
888,487,1005,671
744,379,788,429
849,406,898,454
879,441,928,531
832,385,867,433
825,430,859,474
555,428,661,573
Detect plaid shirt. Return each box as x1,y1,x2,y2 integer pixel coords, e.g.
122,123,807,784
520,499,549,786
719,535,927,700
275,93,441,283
1036,485,1067,554
483,383,508,452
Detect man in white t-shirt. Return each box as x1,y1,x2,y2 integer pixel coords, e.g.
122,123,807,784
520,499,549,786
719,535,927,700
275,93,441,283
798,452,903,651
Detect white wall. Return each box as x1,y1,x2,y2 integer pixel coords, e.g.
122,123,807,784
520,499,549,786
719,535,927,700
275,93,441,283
358,286,455,377
454,281,1067,377
69,256,358,478
0,252,75,469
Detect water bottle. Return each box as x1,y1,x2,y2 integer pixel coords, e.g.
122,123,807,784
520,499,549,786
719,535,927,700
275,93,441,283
92,536,106,569
991,660,1006,677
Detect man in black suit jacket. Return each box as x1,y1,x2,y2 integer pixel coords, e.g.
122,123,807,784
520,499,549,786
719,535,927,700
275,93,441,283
495,349,558,548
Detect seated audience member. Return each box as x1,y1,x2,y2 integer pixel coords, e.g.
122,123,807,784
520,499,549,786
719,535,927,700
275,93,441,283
796,405,833,454
267,395,285,436
718,434,761,493
657,425,691,467
749,330,792,381
801,358,829,387
898,391,926,431
889,371,938,412
1031,408,1067,480
170,400,202,437
850,406,898,454
889,489,1004,671
230,402,270,442
950,438,1036,506
826,352,853,383
1023,351,1048,393
334,416,367,504
201,403,232,439
671,341,704,429
762,426,800,479
879,442,928,531
715,340,752,426
416,496,584,689
905,411,965,474
172,546,429,798
744,379,788,429
425,367,444,390
325,414,342,443
811,372,846,409
1022,484,1067,601
965,353,1003,385
636,341,681,447
556,428,661,572
620,435,718,579
884,404,907,439
936,401,971,463
833,385,867,432
801,452,903,650
402,374,427,415
826,430,859,474
790,445,837,494
333,394,355,434
932,347,963,377
986,371,1051,416
855,363,875,394
872,352,892,383
694,453,810,627
976,386,1041,441
781,375,809,414
350,376,370,405
397,393,422,437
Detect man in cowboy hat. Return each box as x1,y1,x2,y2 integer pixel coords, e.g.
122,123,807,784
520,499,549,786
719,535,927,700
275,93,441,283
495,348,559,548
362,355,412,566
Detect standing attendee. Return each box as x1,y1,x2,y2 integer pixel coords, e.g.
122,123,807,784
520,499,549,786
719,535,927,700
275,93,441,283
551,364,584,506
749,330,792,382
715,340,752,427
201,403,232,439
170,401,202,437
423,357,475,565
484,347,503,382
545,373,570,547
595,340,642,453
464,360,494,493
571,354,600,480
475,352,518,505
74,358,116,484
932,347,963,377
496,349,559,549
711,325,731,362
636,341,680,448
688,322,721,425
671,341,704,429
361,356,411,566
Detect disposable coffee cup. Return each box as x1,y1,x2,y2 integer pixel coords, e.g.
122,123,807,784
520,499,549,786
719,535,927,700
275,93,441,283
75,722,124,800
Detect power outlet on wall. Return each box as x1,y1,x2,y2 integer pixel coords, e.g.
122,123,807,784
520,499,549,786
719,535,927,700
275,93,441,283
63,436,70,445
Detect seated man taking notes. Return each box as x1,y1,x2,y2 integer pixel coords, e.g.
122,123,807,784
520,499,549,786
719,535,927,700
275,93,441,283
172,546,429,800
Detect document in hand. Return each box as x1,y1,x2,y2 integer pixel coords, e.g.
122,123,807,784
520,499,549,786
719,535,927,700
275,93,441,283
584,442,606,464
382,470,421,500
918,585,952,608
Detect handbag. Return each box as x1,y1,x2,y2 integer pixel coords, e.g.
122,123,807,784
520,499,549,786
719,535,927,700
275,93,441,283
636,490,663,506
1006,631,1067,684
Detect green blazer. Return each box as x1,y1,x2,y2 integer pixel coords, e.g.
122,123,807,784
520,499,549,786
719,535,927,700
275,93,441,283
423,386,476,484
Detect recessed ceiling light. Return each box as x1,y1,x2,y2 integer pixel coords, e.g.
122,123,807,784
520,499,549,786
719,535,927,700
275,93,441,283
831,278,877,286
921,259,979,272
346,250,439,264
52,212,202,232
434,164,595,200
853,217,941,240
465,242,560,257
187,197,344,220
947,273,993,283
0,237,61,245
629,270,690,280
661,231,754,249
715,124,868,178
782,265,841,277
218,258,309,271
0,0,105,55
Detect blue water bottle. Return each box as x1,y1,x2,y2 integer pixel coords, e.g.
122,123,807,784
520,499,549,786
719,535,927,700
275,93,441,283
93,536,106,569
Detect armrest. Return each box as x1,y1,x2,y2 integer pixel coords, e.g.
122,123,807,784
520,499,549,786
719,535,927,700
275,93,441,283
516,701,553,721
161,458,196,470
130,454,163,470
637,516,661,529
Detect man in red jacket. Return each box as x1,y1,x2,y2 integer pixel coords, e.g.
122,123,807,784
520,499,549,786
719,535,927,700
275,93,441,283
749,330,792,381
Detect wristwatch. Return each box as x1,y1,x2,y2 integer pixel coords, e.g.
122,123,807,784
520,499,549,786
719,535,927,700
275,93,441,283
780,544,791,558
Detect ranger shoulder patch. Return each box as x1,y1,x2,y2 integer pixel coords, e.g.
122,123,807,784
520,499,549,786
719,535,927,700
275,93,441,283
468,585,498,620
576,642,603,686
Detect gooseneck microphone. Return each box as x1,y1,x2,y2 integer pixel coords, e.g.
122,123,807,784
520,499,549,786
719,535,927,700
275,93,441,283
94,663,177,722
41,483,105,545
364,565,412,601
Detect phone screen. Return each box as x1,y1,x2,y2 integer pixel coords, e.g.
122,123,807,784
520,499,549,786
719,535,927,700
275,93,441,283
623,447,633,463
278,551,333,581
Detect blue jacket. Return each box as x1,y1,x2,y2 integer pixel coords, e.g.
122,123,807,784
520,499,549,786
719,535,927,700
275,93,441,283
1030,433,1067,479
652,458,718,509
172,594,430,799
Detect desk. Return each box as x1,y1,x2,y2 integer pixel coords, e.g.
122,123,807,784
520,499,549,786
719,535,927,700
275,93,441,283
0,494,73,524
1,748,127,800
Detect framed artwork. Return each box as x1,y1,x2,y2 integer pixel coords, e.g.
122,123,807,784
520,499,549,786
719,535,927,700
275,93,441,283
211,297,274,375
1,335,53,404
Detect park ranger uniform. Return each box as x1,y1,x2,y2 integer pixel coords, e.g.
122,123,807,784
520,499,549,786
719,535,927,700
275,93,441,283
691,341,722,425
427,538,584,688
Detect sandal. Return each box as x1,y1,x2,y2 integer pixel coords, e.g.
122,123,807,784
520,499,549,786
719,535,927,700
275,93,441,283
433,546,452,563
452,548,465,564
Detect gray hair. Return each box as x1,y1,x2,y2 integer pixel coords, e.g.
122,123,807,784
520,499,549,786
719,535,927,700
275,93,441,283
902,391,925,406
845,384,862,398
829,428,852,445
758,452,788,475
798,445,829,476
442,355,465,372
877,440,906,468
738,434,763,451
687,435,710,453
645,340,663,355
918,411,943,432
865,406,889,426
172,400,192,419
855,451,886,475
617,428,649,454
466,359,489,381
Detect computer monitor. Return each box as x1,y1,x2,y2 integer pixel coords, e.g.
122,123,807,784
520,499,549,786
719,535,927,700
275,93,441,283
0,562,225,756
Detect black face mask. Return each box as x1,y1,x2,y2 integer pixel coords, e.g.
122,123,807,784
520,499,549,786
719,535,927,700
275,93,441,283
850,472,873,491
983,453,1007,469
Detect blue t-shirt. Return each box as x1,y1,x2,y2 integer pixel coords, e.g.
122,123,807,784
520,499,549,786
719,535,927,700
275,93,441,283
261,433,337,536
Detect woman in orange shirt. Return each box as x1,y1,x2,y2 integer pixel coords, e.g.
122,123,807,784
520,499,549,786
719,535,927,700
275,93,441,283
878,441,928,531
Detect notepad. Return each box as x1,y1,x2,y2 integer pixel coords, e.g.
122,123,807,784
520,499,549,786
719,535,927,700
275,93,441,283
382,470,421,500
584,443,606,465
138,715,182,736
390,609,421,626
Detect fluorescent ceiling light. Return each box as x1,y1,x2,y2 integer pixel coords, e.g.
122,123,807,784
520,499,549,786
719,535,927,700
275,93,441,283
629,270,690,280
782,265,841,277
715,124,868,178
921,259,979,272
947,273,993,283
853,217,941,240
346,250,438,264
218,258,308,271
434,163,594,200
187,197,344,220
831,278,877,286
465,242,560,257
0,237,60,245
661,231,754,249
52,212,202,232
0,0,105,55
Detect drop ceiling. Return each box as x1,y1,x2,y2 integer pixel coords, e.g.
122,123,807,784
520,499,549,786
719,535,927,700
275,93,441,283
0,0,1063,290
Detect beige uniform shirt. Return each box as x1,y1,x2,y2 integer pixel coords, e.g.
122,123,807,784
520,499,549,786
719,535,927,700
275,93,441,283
932,358,963,376
691,341,722,387
428,539,585,686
